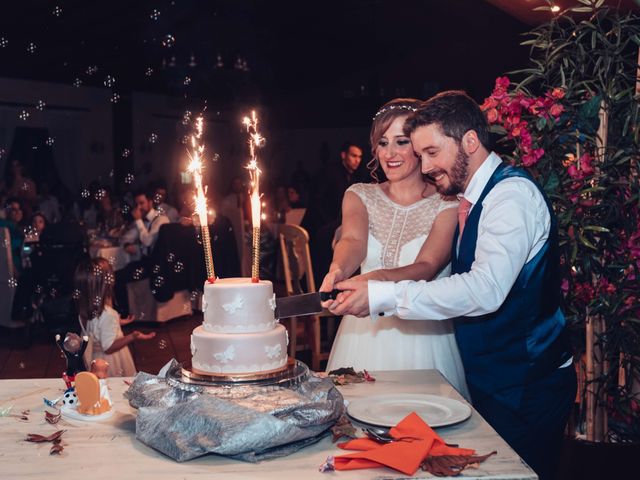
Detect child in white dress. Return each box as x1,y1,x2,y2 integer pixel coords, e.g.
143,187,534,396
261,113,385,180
75,258,156,377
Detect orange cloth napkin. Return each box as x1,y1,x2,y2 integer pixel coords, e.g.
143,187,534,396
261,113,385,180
334,412,475,475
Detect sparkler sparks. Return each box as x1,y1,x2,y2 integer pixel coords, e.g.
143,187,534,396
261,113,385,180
187,116,215,281
243,110,265,282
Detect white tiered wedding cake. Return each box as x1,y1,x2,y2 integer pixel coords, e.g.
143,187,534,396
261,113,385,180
190,278,289,375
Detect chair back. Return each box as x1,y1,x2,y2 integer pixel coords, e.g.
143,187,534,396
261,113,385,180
285,208,306,226
36,221,87,295
278,223,331,371
279,223,315,296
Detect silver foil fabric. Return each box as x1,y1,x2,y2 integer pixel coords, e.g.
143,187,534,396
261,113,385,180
124,359,344,462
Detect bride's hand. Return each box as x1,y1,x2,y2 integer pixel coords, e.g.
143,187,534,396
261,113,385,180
320,268,344,307
349,270,383,282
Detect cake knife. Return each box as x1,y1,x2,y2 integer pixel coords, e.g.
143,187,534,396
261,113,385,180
274,290,340,319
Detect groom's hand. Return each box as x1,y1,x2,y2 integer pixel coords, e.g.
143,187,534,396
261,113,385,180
319,268,343,308
329,278,370,317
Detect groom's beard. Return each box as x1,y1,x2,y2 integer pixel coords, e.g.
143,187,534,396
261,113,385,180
434,147,469,196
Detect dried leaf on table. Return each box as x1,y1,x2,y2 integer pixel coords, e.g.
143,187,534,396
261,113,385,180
45,410,62,424
328,367,359,376
50,442,64,455
421,451,497,477
26,430,66,443
331,414,358,442
327,367,375,385
362,370,375,382
318,455,335,472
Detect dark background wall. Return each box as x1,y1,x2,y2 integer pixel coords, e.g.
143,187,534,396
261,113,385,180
0,0,533,195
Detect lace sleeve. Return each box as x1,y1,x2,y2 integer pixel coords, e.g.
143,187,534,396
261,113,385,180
346,183,374,205
436,195,458,214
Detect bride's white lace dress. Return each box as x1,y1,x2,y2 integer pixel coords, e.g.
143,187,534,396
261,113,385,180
326,183,469,399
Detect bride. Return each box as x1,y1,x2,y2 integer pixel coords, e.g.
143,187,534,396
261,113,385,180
320,98,468,398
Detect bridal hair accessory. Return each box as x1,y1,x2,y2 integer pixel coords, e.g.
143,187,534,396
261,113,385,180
373,104,418,120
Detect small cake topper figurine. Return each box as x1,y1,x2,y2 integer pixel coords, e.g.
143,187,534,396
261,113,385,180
53,359,113,420
55,333,89,388
75,371,112,416
90,359,112,408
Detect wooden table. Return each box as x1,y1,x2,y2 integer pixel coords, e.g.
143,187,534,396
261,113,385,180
0,370,537,479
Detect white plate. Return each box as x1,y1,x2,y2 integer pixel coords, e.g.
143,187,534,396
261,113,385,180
347,393,471,428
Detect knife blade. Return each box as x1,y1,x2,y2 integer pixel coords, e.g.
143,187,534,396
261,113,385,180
274,290,340,319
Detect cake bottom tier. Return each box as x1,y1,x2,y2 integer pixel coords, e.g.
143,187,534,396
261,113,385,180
191,324,288,374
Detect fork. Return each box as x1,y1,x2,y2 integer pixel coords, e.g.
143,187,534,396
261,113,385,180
363,427,459,447
363,427,394,443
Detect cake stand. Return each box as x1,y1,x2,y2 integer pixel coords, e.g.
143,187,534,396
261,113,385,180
166,358,310,392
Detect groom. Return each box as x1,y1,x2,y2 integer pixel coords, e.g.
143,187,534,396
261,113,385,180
327,91,576,480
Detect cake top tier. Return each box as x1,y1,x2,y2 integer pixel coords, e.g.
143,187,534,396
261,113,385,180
202,277,276,333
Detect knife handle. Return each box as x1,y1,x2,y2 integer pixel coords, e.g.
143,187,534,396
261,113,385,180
319,289,341,301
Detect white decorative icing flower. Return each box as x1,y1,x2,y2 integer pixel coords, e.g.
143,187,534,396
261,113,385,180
202,297,208,312
268,293,276,311
214,345,236,363
222,297,244,314
265,344,282,359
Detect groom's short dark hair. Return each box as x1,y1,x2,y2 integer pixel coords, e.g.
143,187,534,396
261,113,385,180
404,90,491,149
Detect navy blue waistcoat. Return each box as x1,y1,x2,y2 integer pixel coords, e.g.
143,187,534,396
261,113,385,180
451,162,571,410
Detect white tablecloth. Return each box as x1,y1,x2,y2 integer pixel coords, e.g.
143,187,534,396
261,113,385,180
89,244,134,271
0,369,537,479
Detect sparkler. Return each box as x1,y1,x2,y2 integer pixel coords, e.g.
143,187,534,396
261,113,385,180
242,110,265,283
186,116,215,282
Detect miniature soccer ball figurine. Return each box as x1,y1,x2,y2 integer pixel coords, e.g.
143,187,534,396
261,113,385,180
62,389,78,408
55,333,89,388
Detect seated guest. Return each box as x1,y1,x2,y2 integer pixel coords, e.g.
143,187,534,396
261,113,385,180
2,159,37,218
114,188,169,316
25,211,47,243
129,187,170,255
287,185,305,209
37,181,61,224
175,185,194,223
221,176,251,221
152,180,179,223
11,211,47,319
274,185,291,215
0,198,26,272
97,186,125,237
75,180,103,230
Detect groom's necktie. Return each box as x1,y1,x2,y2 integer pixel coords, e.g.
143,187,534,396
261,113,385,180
458,197,472,237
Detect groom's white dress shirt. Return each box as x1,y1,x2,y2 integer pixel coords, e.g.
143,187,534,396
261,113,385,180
368,152,552,320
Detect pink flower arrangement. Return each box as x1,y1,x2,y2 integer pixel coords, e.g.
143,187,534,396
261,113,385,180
574,282,595,305
565,152,595,180
481,77,566,167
